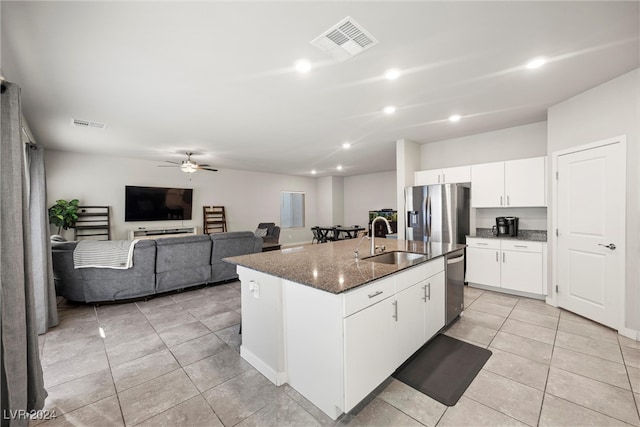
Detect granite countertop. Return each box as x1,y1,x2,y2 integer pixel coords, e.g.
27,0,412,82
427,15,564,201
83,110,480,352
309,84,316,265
224,238,465,294
470,228,548,242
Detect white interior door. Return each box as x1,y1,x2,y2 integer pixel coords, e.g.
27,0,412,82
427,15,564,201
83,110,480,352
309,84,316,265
556,141,625,329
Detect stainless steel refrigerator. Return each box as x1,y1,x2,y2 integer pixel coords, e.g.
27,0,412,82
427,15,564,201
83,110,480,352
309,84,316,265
405,184,470,245
405,184,470,325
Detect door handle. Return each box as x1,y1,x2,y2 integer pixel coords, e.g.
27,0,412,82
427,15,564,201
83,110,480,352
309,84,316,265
393,300,398,321
502,252,505,263
427,282,431,300
598,243,616,250
422,284,427,302
496,251,498,262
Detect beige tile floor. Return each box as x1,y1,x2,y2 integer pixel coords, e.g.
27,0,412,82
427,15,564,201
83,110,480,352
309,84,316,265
33,282,640,427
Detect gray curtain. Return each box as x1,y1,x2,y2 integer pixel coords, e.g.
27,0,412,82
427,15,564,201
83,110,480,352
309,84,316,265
1,82,47,426
25,141,59,334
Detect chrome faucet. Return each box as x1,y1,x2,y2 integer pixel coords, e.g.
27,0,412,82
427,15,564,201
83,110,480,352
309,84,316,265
369,216,393,256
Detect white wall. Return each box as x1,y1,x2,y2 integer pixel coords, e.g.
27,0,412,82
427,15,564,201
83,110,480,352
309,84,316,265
45,150,318,245
475,208,547,231
547,68,640,335
396,139,422,239
420,121,547,169
343,171,397,227
331,176,344,226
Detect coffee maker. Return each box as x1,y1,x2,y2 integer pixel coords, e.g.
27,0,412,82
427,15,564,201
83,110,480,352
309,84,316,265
495,217,508,236
494,216,519,236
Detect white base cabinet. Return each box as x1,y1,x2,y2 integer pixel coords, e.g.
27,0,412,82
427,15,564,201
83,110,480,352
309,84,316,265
239,258,446,421
466,237,546,296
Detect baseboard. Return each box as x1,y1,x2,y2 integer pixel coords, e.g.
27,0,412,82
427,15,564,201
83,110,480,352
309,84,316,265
619,327,639,341
467,282,546,301
240,346,288,386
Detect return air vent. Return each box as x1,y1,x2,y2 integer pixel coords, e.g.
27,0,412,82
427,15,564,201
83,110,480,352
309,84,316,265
311,16,379,61
71,118,107,129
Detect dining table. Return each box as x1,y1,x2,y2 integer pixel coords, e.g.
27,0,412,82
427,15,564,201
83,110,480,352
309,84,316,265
315,225,365,242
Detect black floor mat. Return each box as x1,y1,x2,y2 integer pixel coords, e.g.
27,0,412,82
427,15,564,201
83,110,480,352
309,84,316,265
392,334,492,406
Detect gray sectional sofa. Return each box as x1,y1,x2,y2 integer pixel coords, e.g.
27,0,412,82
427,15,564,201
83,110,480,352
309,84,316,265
52,231,262,303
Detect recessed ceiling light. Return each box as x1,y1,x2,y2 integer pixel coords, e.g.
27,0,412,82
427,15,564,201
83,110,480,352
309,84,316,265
383,105,396,115
385,69,400,80
526,57,546,69
311,169,317,175
449,114,461,123
342,142,351,149
295,59,312,73
337,165,343,171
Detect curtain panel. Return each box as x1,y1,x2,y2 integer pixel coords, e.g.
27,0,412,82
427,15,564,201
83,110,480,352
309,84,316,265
1,82,48,426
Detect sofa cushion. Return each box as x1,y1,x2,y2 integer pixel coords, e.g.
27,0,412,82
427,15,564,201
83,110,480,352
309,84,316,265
211,231,262,283
155,235,212,292
254,228,268,237
155,235,212,273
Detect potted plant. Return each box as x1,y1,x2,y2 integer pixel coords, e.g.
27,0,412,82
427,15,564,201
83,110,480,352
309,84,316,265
48,199,80,234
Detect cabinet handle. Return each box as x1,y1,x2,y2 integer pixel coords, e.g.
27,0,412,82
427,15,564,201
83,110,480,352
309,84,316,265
422,284,427,302
514,245,528,248
477,242,489,246
507,195,510,206
496,251,498,262
500,196,503,206
438,174,441,184
393,300,398,321
443,173,446,182
368,290,383,299
427,282,431,300
502,252,505,263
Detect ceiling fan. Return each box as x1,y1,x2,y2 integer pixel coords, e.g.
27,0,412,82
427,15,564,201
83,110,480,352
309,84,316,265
158,152,218,173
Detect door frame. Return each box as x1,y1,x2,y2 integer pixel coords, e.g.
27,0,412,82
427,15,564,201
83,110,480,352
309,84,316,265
549,135,627,334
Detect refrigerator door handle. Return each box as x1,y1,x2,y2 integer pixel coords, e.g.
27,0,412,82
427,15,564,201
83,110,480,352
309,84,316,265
425,195,432,239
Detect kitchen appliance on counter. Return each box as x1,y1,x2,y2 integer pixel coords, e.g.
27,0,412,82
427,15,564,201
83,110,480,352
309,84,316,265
493,216,519,237
405,184,470,244
445,249,465,324
506,217,519,236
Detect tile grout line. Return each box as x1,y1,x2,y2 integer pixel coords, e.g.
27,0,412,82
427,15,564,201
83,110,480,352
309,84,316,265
94,303,128,427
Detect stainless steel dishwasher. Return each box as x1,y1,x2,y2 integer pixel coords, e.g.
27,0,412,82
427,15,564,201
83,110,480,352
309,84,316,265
445,249,465,325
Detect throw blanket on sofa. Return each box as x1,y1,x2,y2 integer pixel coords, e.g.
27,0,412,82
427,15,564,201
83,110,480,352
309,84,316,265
73,240,139,269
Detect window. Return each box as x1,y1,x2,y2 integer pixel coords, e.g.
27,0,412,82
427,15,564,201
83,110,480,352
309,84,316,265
281,191,305,228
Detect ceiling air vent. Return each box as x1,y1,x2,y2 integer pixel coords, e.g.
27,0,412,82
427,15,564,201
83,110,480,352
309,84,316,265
311,16,379,61
71,118,106,129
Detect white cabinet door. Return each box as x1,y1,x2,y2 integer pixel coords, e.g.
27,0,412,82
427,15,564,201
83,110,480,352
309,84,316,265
442,166,471,184
501,250,543,294
395,282,425,364
425,271,446,339
471,162,505,207
505,157,546,207
343,297,396,411
415,169,442,186
466,247,501,287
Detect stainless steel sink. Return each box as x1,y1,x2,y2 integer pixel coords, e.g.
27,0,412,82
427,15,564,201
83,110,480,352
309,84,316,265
362,251,427,266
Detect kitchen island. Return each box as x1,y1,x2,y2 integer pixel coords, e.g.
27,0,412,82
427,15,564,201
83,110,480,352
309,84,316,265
225,238,465,420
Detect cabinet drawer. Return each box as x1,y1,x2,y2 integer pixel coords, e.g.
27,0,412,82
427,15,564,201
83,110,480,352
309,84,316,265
343,276,394,317
395,263,427,293
501,240,542,253
424,257,445,279
466,238,500,250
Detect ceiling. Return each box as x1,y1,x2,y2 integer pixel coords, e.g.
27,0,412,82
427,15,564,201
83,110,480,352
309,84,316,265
2,1,638,177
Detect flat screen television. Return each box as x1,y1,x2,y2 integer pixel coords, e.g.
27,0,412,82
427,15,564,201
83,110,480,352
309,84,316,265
125,186,193,222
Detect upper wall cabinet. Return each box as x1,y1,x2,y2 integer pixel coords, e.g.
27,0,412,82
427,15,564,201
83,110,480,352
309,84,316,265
471,156,547,208
415,166,471,186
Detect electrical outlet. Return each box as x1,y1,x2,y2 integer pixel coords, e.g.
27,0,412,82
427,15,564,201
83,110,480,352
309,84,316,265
249,280,260,299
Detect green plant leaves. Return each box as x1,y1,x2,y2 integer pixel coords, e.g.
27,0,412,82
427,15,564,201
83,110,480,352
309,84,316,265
48,199,80,234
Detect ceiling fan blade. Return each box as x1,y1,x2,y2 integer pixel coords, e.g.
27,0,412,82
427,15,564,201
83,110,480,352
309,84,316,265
157,165,180,168
200,167,218,172
199,163,211,167
165,160,182,165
